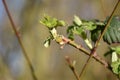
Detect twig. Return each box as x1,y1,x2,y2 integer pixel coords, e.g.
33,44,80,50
79,0,120,79
2,0,37,80
61,36,109,68
95,0,120,48
65,56,80,80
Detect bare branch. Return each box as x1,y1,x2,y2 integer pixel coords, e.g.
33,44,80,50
2,0,37,80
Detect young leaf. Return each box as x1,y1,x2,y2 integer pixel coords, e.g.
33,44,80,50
91,29,101,42
40,15,58,29
111,46,120,54
40,15,66,29
103,28,112,44
67,25,75,40
111,59,120,74
50,28,58,39
107,47,120,74
44,37,51,48
85,39,93,49
112,52,118,62
82,21,97,31
57,20,66,26
73,27,84,35
73,15,82,26
90,20,105,42
50,28,63,44
68,33,74,40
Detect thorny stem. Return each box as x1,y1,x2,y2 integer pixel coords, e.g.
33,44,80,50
79,0,120,79
2,0,37,80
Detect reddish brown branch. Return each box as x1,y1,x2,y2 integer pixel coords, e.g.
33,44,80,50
2,0,37,80
61,36,109,67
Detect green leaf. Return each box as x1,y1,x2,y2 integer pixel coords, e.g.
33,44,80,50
50,28,63,44
110,47,120,74
95,21,105,26
67,16,105,41
73,15,82,26
85,39,93,49
68,33,74,40
111,59,120,74
103,28,112,44
80,31,87,39
82,21,97,31
105,47,120,74
44,37,51,48
103,16,120,44
57,20,66,26
40,15,66,29
89,20,105,42
50,28,58,39
73,27,84,35
67,25,87,39
111,46,120,54
40,15,58,29
91,29,101,42
67,25,75,40
112,52,118,62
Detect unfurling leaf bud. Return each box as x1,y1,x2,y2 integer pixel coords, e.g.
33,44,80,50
73,15,82,26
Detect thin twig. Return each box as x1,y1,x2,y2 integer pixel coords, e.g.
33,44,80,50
62,36,109,68
65,56,80,80
79,47,96,78
72,69,80,80
79,0,120,79
2,0,37,80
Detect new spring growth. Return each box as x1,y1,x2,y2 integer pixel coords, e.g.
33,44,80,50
110,46,120,74
43,28,64,48
50,28,63,45
65,56,76,69
40,14,66,29
50,28,71,49
73,15,82,26
40,15,66,48
68,15,95,49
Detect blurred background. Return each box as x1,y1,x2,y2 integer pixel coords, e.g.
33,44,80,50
0,0,120,80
